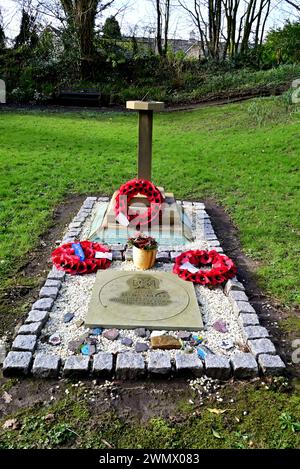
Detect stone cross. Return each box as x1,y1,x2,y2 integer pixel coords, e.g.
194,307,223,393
126,101,165,180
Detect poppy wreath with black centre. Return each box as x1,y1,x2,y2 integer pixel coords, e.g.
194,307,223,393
173,249,237,286
51,241,111,275
114,179,164,227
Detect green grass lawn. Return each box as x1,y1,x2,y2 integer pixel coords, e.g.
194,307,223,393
0,97,299,306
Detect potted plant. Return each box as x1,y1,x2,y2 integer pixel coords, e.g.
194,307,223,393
128,233,158,270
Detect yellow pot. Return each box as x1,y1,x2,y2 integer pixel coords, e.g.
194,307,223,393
132,246,157,270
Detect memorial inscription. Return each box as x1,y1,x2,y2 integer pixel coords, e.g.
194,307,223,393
86,271,203,330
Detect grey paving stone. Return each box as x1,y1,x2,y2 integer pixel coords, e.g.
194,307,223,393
112,250,123,261
69,222,81,229
32,297,54,312
204,355,231,380
175,352,203,377
115,352,145,379
12,335,37,352
214,247,224,253
230,352,258,379
92,353,114,377
72,217,85,224
148,352,171,375
193,202,205,209
243,326,269,340
205,234,218,240
228,290,249,303
224,278,245,295
3,351,32,376
39,286,59,300
239,313,260,327
258,354,286,375
98,196,109,202
63,356,90,377
248,338,276,357
62,237,75,244
18,322,43,336
25,310,49,325
47,268,66,282
44,279,62,289
156,251,171,263
32,354,60,378
233,301,256,316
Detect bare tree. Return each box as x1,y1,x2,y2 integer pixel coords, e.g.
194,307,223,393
153,0,171,56
284,0,300,12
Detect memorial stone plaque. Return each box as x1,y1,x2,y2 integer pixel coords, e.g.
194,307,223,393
86,271,203,330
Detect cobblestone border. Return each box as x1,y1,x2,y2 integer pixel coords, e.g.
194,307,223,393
1,197,286,379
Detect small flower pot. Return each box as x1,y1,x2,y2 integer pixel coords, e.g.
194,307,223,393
132,246,157,270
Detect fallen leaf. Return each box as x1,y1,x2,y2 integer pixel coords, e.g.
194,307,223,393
208,408,227,415
2,391,12,404
212,428,222,439
2,418,20,430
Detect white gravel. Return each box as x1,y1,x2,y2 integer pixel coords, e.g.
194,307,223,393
36,201,246,359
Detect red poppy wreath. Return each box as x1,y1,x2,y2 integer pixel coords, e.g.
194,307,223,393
51,241,111,275
114,179,163,227
173,249,237,286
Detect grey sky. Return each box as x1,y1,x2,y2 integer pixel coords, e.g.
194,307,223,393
0,0,297,41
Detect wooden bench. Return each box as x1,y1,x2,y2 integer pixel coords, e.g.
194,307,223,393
56,89,101,107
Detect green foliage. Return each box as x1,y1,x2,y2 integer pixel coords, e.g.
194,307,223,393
279,413,300,432
263,21,300,65
102,16,122,40
14,9,38,49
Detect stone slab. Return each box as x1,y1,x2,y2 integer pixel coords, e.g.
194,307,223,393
12,335,37,352
92,352,114,377
63,356,90,377
32,298,54,312
175,352,203,377
231,352,258,379
18,322,43,336
32,354,60,378
86,271,203,330
3,351,32,376
126,100,165,111
148,352,171,375
116,352,145,379
25,310,49,325
258,354,286,375
248,338,276,357
204,355,231,380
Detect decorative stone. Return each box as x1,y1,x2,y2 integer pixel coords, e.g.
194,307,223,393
258,354,286,375
3,351,32,376
32,354,60,378
32,298,54,312
176,331,192,341
135,342,149,353
18,322,43,336
25,310,49,325
90,327,102,336
92,352,114,377
175,352,203,377
228,290,249,303
224,278,245,295
64,312,74,323
204,355,231,380
233,301,256,316
47,268,65,281
76,319,85,328
243,326,269,340
12,335,37,352
213,320,228,333
103,329,119,341
116,352,145,379
150,330,166,338
150,335,181,350
247,338,276,357
44,280,62,289
68,337,86,352
39,286,59,300
69,222,81,229
81,344,96,356
121,337,133,347
48,333,61,346
148,352,171,375
239,313,260,327
156,252,170,263
135,328,147,338
63,356,90,377
230,353,258,379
